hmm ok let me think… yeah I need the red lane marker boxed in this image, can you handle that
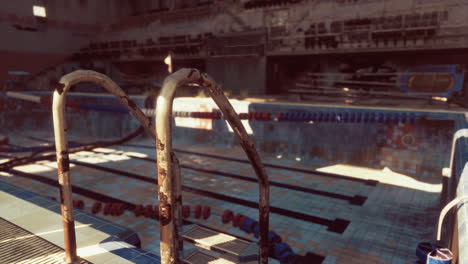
[202,206,211,220]
[183,205,190,218]
[91,201,102,214]
[222,210,234,224]
[194,205,202,219]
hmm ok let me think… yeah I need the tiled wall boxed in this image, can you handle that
[0,93,458,178]
[0,93,141,139]
[170,98,457,179]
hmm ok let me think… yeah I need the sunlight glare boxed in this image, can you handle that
[317,164,442,193]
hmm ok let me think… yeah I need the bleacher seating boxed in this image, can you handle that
[244,0,302,9]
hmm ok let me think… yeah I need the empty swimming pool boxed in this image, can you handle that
[0,70,466,264]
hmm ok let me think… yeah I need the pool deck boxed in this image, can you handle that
[0,132,444,264]
[0,179,162,264]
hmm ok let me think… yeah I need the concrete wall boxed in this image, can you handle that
[205,57,266,96]
[0,0,140,54]
[2,0,135,25]
[0,0,140,81]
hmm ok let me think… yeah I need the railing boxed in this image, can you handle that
[52,70,155,263]
[52,69,270,264]
[440,126,468,263]
[155,68,270,264]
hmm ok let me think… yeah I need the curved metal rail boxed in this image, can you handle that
[52,70,155,263]
[155,68,270,264]
[437,195,468,242]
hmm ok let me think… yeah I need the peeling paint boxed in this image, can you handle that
[58,157,70,173]
[156,68,270,263]
[52,70,160,264]
[158,166,167,183]
[55,81,66,95]
[157,138,165,151]
[160,204,172,226]
[187,68,197,78]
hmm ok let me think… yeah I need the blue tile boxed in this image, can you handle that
[11,190,37,200]
[0,180,19,192]
[75,214,107,228]
[99,224,125,236]
[110,248,142,260]
[100,236,120,244]
[2,188,26,196]
[144,253,161,262]
[27,196,56,208]
[47,204,63,214]
[133,248,149,254]
[92,215,115,225]
[131,254,161,264]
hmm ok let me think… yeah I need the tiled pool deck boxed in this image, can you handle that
[0,133,444,264]
[0,179,162,264]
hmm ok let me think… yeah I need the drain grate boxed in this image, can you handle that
[183,250,220,264]
[0,217,92,264]
[183,249,242,264]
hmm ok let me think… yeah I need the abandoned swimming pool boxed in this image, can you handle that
[0,76,467,264]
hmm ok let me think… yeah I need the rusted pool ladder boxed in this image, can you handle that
[52,69,270,264]
[52,70,155,263]
[155,69,270,264]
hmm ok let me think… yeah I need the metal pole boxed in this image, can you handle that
[437,195,468,241]
[172,152,184,254]
[156,68,270,264]
[52,70,156,263]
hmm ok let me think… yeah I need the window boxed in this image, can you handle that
[33,5,46,17]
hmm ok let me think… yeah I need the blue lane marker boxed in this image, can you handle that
[393,112,400,123]
[378,113,384,123]
[343,112,349,122]
[401,113,407,123]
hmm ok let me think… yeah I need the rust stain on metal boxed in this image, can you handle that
[57,157,70,173]
[159,193,171,226]
[63,219,77,262]
[198,75,205,86]
[160,205,172,225]
[59,188,65,203]
[156,68,270,263]
[120,95,138,110]
[55,81,66,95]
[158,166,167,182]
[157,138,165,151]
[52,70,162,264]
[187,68,197,78]
[127,98,137,110]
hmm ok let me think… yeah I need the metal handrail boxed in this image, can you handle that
[448,129,468,178]
[155,68,270,264]
[52,70,156,263]
[437,195,468,242]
